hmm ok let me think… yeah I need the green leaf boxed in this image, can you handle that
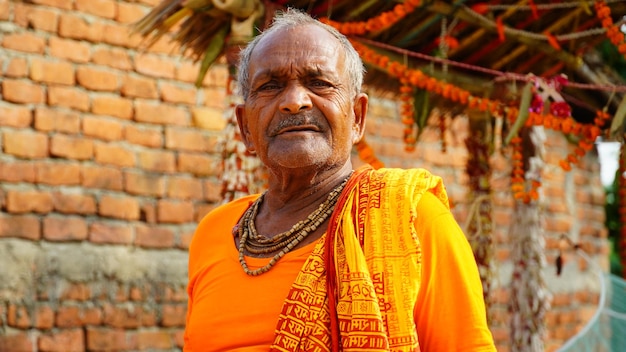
[504,81,533,145]
[195,24,229,88]
[413,88,430,140]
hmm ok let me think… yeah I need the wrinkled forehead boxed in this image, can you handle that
[250,24,344,64]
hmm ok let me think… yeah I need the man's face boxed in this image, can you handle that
[236,24,367,173]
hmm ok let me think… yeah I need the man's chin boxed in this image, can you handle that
[266,146,332,170]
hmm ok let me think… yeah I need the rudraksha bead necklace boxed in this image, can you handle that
[237,172,352,276]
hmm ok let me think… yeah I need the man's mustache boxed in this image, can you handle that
[269,114,324,136]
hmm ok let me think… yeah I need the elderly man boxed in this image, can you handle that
[184,8,496,352]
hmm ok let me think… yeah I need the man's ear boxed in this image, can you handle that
[235,104,256,153]
[351,92,368,143]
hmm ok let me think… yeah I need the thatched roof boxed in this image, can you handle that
[135,0,626,138]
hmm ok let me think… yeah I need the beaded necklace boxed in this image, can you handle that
[237,173,353,276]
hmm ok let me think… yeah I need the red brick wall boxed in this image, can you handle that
[0,1,608,351]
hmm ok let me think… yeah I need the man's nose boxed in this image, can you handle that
[279,82,313,114]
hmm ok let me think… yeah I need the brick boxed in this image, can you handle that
[178,153,220,176]
[81,165,123,191]
[174,329,185,349]
[102,304,140,328]
[165,127,210,152]
[121,75,159,99]
[48,86,90,112]
[123,124,163,148]
[0,331,34,352]
[35,305,55,329]
[176,61,201,84]
[3,130,48,159]
[135,101,188,126]
[192,107,227,130]
[161,304,186,327]
[49,37,91,63]
[76,66,120,92]
[144,36,180,55]
[134,224,175,248]
[55,306,83,327]
[202,64,229,88]
[92,47,132,70]
[136,0,161,6]
[6,190,53,213]
[2,32,45,54]
[179,231,194,249]
[38,329,85,352]
[203,180,223,202]
[160,285,187,302]
[75,0,116,19]
[8,304,31,328]
[30,0,72,9]
[30,59,75,85]
[58,13,104,42]
[52,192,96,215]
[140,308,157,326]
[157,200,194,223]
[2,79,45,104]
[82,307,102,325]
[91,95,133,119]
[545,216,572,233]
[82,116,123,141]
[35,162,81,185]
[86,328,128,351]
[134,53,175,79]
[113,285,128,302]
[137,149,176,173]
[167,176,203,200]
[116,2,146,23]
[102,23,141,48]
[124,171,165,197]
[89,222,132,244]
[94,143,135,168]
[50,134,94,160]
[43,216,88,241]
[136,330,173,350]
[34,108,81,133]
[0,0,8,20]
[202,86,226,109]
[0,160,36,183]
[0,215,41,240]
[99,195,140,220]
[195,203,215,222]
[0,104,32,127]
[5,57,29,77]
[140,202,156,224]
[60,282,91,301]
[160,81,196,104]
[21,5,58,32]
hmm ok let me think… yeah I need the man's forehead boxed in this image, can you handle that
[253,24,339,54]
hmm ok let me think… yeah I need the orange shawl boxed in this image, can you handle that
[270,166,448,351]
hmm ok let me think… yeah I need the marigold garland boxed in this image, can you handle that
[595,0,626,60]
[400,82,417,151]
[347,39,617,203]
[355,139,385,169]
[320,0,422,35]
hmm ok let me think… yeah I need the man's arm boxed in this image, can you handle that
[413,192,496,351]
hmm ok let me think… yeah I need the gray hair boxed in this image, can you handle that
[237,8,365,100]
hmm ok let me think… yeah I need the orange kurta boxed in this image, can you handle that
[185,168,495,351]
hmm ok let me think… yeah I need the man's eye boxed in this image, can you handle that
[310,80,332,88]
[259,82,281,91]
